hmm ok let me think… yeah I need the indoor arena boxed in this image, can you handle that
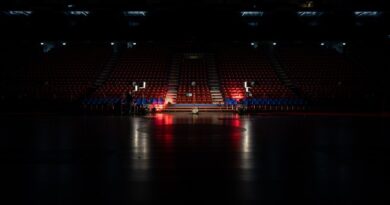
[0,1,389,205]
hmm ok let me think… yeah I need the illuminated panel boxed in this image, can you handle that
[123,11,147,17]
[241,11,264,17]
[297,11,324,17]
[65,11,90,16]
[6,10,32,16]
[354,11,382,17]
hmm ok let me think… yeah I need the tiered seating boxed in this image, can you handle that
[176,54,212,104]
[217,47,296,101]
[0,45,110,102]
[276,46,373,104]
[92,47,169,102]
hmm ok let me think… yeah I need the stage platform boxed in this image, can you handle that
[164,104,233,112]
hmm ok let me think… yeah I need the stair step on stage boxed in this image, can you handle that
[164,104,232,112]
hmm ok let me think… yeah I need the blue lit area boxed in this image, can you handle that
[5,10,32,16]
[354,11,382,17]
[297,11,324,17]
[241,11,264,17]
[65,11,90,16]
[123,11,147,17]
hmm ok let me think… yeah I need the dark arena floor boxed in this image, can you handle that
[1,112,389,205]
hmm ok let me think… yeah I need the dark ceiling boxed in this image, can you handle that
[0,0,388,10]
[0,0,388,41]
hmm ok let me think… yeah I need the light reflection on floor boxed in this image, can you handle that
[0,112,388,204]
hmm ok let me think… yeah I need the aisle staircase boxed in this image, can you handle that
[83,49,120,98]
[165,54,180,104]
[93,52,119,89]
[206,54,224,104]
[164,53,228,111]
[267,49,303,99]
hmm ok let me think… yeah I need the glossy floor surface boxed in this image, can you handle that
[1,113,389,205]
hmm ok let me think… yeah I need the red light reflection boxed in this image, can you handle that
[154,113,173,125]
[153,114,174,150]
